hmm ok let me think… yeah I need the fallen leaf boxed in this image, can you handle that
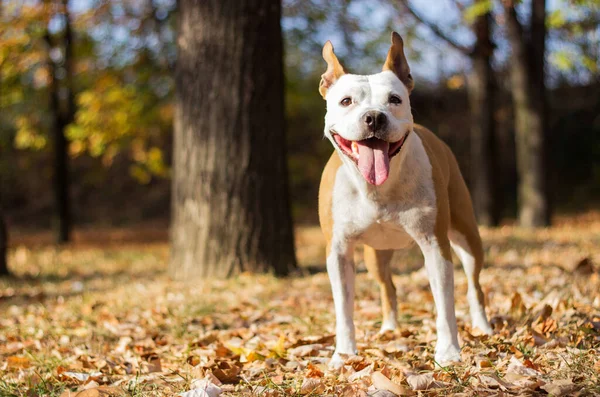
[371,371,412,396]
[288,344,323,358]
[59,387,124,397]
[406,373,441,390]
[146,356,162,373]
[210,360,241,384]
[507,356,542,377]
[306,362,324,378]
[186,379,222,397]
[348,363,373,381]
[367,391,397,397]
[477,373,513,391]
[475,356,493,369]
[541,378,579,396]
[574,257,594,274]
[510,293,527,318]
[300,378,325,395]
[7,356,31,369]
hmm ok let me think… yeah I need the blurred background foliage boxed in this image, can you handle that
[0,0,599,228]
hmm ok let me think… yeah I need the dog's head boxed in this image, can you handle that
[319,32,414,186]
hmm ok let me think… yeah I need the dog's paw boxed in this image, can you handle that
[378,319,397,334]
[472,316,494,336]
[434,346,461,367]
[328,353,346,370]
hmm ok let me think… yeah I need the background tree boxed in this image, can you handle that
[170,0,297,278]
[399,0,499,226]
[503,0,550,227]
[44,0,75,243]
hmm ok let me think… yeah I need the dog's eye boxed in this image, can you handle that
[340,97,352,107]
[389,95,402,105]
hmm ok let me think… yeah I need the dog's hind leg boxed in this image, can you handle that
[446,148,493,335]
[448,229,493,335]
[364,246,397,333]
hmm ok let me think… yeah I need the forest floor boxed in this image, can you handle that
[1,212,600,396]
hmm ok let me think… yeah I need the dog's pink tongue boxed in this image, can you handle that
[357,138,390,186]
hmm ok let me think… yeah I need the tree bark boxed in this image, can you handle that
[467,11,499,226]
[45,0,74,243]
[504,0,550,227]
[170,0,297,278]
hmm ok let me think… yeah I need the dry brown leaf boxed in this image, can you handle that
[371,371,413,396]
[306,362,324,378]
[348,363,374,381]
[346,355,370,371]
[338,384,368,397]
[59,387,124,397]
[573,257,594,274]
[292,334,335,347]
[476,373,512,391]
[507,356,542,377]
[146,356,162,373]
[367,390,398,397]
[210,360,241,384]
[406,373,444,391]
[474,356,493,369]
[541,378,580,396]
[288,344,322,358]
[186,379,223,397]
[300,378,325,395]
[7,355,31,369]
[510,292,527,318]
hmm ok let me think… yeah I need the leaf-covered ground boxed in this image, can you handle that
[1,213,600,396]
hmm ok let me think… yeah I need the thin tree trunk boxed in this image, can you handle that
[504,0,549,227]
[170,0,297,278]
[45,0,73,243]
[530,0,551,225]
[467,11,499,226]
[63,0,75,128]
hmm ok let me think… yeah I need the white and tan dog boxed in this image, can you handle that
[318,32,493,368]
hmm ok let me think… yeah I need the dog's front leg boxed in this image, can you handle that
[327,240,356,369]
[418,237,461,365]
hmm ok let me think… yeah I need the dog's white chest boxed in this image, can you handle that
[330,133,437,250]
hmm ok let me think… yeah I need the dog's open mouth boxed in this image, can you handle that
[332,131,409,186]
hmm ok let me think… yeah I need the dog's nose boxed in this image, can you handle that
[363,111,388,132]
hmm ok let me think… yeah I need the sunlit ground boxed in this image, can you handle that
[1,212,599,396]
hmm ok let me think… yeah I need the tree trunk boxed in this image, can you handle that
[45,0,73,243]
[467,11,499,226]
[0,208,8,276]
[170,0,297,278]
[530,0,551,225]
[63,0,76,131]
[504,0,550,227]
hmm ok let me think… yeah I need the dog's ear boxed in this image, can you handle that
[319,41,346,99]
[383,32,414,93]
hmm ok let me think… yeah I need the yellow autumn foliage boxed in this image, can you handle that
[66,74,168,183]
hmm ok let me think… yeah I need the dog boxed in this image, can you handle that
[318,32,493,368]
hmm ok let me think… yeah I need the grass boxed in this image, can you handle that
[1,212,599,396]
